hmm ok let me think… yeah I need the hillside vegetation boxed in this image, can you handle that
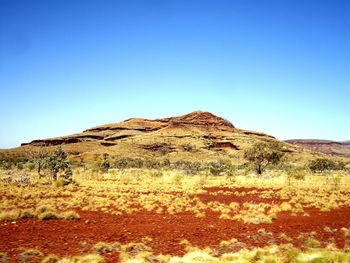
[1,111,341,165]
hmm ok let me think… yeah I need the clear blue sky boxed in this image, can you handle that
[1,0,349,149]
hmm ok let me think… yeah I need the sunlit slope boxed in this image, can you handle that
[2,111,332,162]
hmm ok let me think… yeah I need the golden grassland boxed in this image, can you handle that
[2,168,350,220]
[6,241,350,263]
[1,168,350,262]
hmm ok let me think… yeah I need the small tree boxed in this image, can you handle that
[45,147,72,181]
[244,142,285,175]
[26,146,49,178]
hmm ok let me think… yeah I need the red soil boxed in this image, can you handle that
[1,188,350,263]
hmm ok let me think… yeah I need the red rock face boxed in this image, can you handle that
[158,110,235,128]
[21,111,238,147]
[285,139,350,156]
[12,110,288,160]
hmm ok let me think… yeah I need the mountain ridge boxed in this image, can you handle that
[1,111,338,163]
[285,139,350,157]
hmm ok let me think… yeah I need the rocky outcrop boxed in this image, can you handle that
[15,110,308,162]
[157,110,235,128]
[21,138,82,147]
[285,139,350,156]
[22,111,237,147]
[213,142,240,150]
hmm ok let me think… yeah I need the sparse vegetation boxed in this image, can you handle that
[308,158,346,173]
[1,152,350,262]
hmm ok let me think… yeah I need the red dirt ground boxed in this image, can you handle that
[1,187,350,263]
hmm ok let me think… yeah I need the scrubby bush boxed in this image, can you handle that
[113,157,145,169]
[0,210,21,221]
[173,161,202,174]
[19,248,43,262]
[16,162,24,170]
[0,161,12,170]
[100,153,110,172]
[205,160,236,176]
[308,158,346,173]
[41,254,59,263]
[23,161,35,171]
[60,210,80,220]
[37,211,60,220]
[93,242,114,254]
[55,178,73,187]
[284,166,307,184]
[35,205,56,215]
[59,254,104,263]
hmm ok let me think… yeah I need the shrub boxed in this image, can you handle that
[20,209,35,219]
[19,249,43,262]
[23,161,35,171]
[304,238,321,248]
[65,254,105,263]
[35,205,56,215]
[0,210,21,221]
[205,160,236,176]
[55,178,73,187]
[308,158,346,173]
[16,162,24,170]
[93,242,114,254]
[100,153,110,172]
[41,254,59,263]
[60,210,80,220]
[284,166,306,184]
[37,211,60,220]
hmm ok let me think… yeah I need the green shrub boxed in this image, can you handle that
[16,162,24,170]
[309,158,346,173]
[24,161,35,171]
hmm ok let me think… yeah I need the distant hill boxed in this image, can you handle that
[285,139,350,157]
[1,111,332,163]
[342,141,350,150]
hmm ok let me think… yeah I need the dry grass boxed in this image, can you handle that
[1,167,350,262]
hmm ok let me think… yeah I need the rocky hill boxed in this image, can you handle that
[2,111,328,163]
[285,139,350,157]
